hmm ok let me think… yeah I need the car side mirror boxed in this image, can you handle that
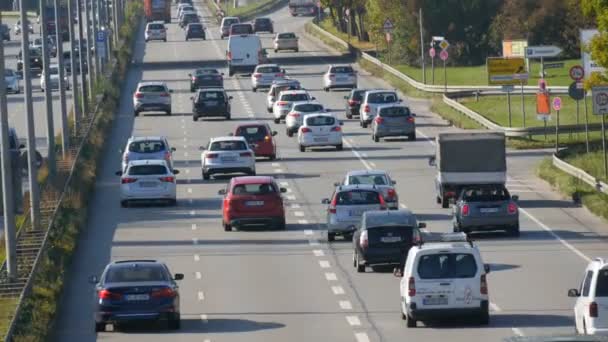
[333,182,340,187]
[221,72,225,76]
[115,171,122,176]
[339,121,344,126]
[343,96,348,99]
[393,268,403,278]
[174,273,184,280]
[512,195,519,201]
[321,198,330,204]
[229,96,233,100]
[568,288,580,297]
[392,180,397,185]
[484,264,491,274]
[272,131,277,136]
[18,143,25,149]
[171,147,177,152]
[418,222,426,228]
[428,156,436,167]
[88,275,98,284]
[199,146,206,151]
[169,89,174,93]
[188,73,192,77]
[190,96,194,100]
[311,96,316,100]
[217,189,227,195]
[398,99,403,102]
[281,69,286,74]
[280,187,287,193]
[173,169,180,175]
[412,113,417,117]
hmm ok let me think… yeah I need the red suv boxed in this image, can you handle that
[233,123,277,160]
[219,176,287,231]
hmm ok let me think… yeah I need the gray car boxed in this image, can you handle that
[336,169,399,209]
[452,184,520,236]
[322,184,387,241]
[121,136,176,172]
[372,104,416,142]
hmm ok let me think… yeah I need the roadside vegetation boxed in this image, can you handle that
[210,0,286,21]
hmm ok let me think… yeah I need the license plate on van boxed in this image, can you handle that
[423,297,448,305]
[349,209,364,216]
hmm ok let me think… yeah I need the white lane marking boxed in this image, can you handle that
[319,260,331,268]
[355,332,370,342]
[190,210,196,216]
[192,224,197,230]
[183,145,187,149]
[344,140,372,170]
[291,203,301,209]
[325,272,338,281]
[490,302,501,312]
[294,211,305,217]
[339,300,353,310]
[361,152,368,158]
[195,271,202,279]
[185,169,190,174]
[332,286,344,295]
[274,169,284,173]
[272,163,281,167]
[286,195,296,200]
[280,182,289,187]
[309,239,321,246]
[189,198,194,204]
[188,188,193,193]
[313,249,325,257]
[184,152,189,157]
[299,219,309,225]
[346,315,361,326]
[512,328,524,337]
[200,314,208,322]
[198,291,205,300]
[369,162,376,167]
[192,238,199,245]
[304,229,313,235]
[416,129,436,146]
[399,203,408,209]
[285,188,293,193]
[194,254,200,261]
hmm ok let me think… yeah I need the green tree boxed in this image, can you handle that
[582,0,608,84]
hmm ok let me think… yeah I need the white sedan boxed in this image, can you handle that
[40,64,70,91]
[117,159,178,207]
[200,136,256,180]
[297,113,343,152]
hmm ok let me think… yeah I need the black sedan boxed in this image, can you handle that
[90,260,184,332]
[192,88,232,121]
[253,17,273,33]
[17,47,43,71]
[189,68,224,92]
[185,23,205,40]
[344,88,367,119]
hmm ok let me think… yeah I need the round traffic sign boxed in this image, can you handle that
[569,65,584,81]
[429,47,436,58]
[439,49,448,61]
[552,97,562,111]
[568,82,585,101]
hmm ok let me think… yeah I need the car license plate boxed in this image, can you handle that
[423,297,448,306]
[390,128,403,133]
[205,101,218,106]
[246,200,264,206]
[221,156,236,162]
[139,181,157,187]
[380,236,402,243]
[314,137,328,142]
[125,294,150,301]
[480,208,499,213]
[349,209,364,217]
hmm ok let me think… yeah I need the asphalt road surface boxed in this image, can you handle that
[49,2,608,341]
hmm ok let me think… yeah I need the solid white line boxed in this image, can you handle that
[185,169,190,174]
[184,152,189,157]
[195,271,202,279]
[299,219,309,225]
[194,254,200,261]
[331,286,344,295]
[313,249,325,257]
[416,129,436,146]
[198,291,205,300]
[274,169,284,173]
[512,328,524,337]
[361,152,368,158]
[344,140,372,170]
[399,203,408,209]
[294,211,305,217]
[490,302,501,312]
[346,315,361,326]
[355,332,370,342]
[304,229,313,235]
[319,260,331,268]
[279,181,288,186]
[200,314,208,322]
[339,300,352,310]
[192,224,197,230]
[369,162,376,167]
[325,272,337,281]
[291,203,301,209]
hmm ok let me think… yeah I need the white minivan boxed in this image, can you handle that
[226,34,262,76]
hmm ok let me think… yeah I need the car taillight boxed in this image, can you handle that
[591,302,599,318]
[206,153,218,159]
[386,188,396,199]
[378,194,387,210]
[216,76,222,80]
[99,289,122,300]
[288,112,301,117]
[301,127,311,133]
[240,152,252,157]
[151,287,176,298]
[445,191,456,198]
[160,92,170,97]
[364,105,370,113]
[121,177,137,184]
[348,100,359,106]
[135,92,144,98]
[192,76,197,81]
[329,73,335,79]
[462,204,470,216]
[375,116,384,124]
[264,135,271,141]
[408,277,416,296]
[407,116,415,123]
[146,30,151,34]
[328,195,338,214]
[227,51,232,60]
[508,202,517,214]
[480,274,488,295]
[359,230,368,249]
[277,101,288,106]
[159,176,174,182]
[253,73,262,78]
[123,154,129,162]
[331,126,341,132]
[275,73,284,77]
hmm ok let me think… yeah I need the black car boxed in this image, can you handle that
[0,24,10,41]
[344,88,367,119]
[17,47,43,71]
[180,12,199,28]
[90,260,184,332]
[185,23,205,40]
[253,17,273,33]
[189,68,224,92]
[353,210,425,273]
[192,88,232,121]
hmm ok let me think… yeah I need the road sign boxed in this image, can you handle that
[552,97,562,111]
[383,18,394,32]
[569,82,585,101]
[439,49,448,61]
[569,65,585,81]
[537,92,551,120]
[592,86,608,115]
[487,57,528,85]
[429,47,436,58]
[581,29,606,78]
[96,30,106,42]
[525,45,562,58]
[439,40,450,51]
[544,62,564,69]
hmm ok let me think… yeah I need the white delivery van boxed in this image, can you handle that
[226,34,262,76]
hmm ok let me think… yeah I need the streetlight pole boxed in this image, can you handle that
[55,0,69,157]
[67,0,82,136]
[40,0,56,180]
[77,0,89,118]
[419,7,426,84]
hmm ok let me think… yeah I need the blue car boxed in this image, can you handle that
[90,260,184,332]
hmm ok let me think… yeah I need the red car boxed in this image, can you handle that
[219,176,287,231]
[233,122,278,160]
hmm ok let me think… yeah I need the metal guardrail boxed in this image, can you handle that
[552,154,608,195]
[305,22,349,50]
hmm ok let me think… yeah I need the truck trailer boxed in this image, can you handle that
[144,0,171,23]
[289,0,317,16]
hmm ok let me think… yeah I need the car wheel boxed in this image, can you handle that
[225,114,231,120]
[479,311,490,325]
[190,86,195,92]
[274,118,280,124]
[353,253,357,267]
[95,322,105,332]
[120,200,129,208]
[166,110,171,116]
[336,144,343,151]
[269,154,276,160]
[185,37,189,41]
[406,315,417,328]
[295,48,299,52]
[274,49,278,53]
[362,122,368,128]
[509,224,520,237]
[267,107,272,113]
[252,87,257,92]
[168,314,181,330]
[346,114,352,119]
[453,221,460,233]
[409,133,416,141]
[299,144,305,152]
[356,255,365,273]
[202,170,210,180]
[276,219,286,230]
[327,232,335,242]
[134,111,139,117]
[441,197,449,208]
[373,134,379,142]
[224,222,231,231]
[287,130,293,137]
[193,115,198,121]
[324,87,329,92]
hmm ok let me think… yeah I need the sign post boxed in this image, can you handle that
[525,45,563,79]
[537,79,551,140]
[502,85,515,127]
[569,65,585,142]
[440,49,448,92]
[429,47,436,84]
[553,97,562,153]
[383,18,394,66]
[592,86,608,180]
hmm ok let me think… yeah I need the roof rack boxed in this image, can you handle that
[417,232,474,248]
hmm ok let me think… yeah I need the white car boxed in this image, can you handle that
[177,4,194,18]
[145,21,167,42]
[251,64,286,92]
[322,64,357,92]
[297,113,343,152]
[273,32,298,52]
[359,90,401,128]
[133,81,172,116]
[117,159,178,207]
[200,136,256,180]
[4,68,20,94]
[569,257,608,335]
[266,79,301,112]
[227,34,261,76]
[40,63,70,91]
[285,101,325,137]
[397,232,491,328]
[272,89,312,124]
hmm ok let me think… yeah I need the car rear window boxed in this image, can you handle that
[105,265,169,282]
[368,226,414,245]
[273,84,300,96]
[255,18,271,24]
[198,91,225,101]
[348,174,388,185]
[4,70,14,77]
[368,92,398,103]
[128,164,168,175]
[281,93,309,102]
[335,190,380,205]
[128,140,166,153]
[49,66,59,75]
[232,183,277,195]
[330,66,354,74]
[148,23,164,29]
[257,66,281,73]
[365,214,414,227]
[196,69,219,75]
[596,269,608,296]
[462,186,510,201]
[417,253,478,279]
[230,24,252,34]
[294,103,323,112]
[138,85,166,92]
[223,18,239,27]
[236,126,268,141]
[380,106,410,117]
[278,33,296,39]
[351,90,365,101]
[209,140,247,151]
[189,24,203,30]
[306,115,335,126]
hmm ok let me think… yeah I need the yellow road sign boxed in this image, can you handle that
[487,57,528,85]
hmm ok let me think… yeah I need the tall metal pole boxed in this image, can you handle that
[92,0,101,78]
[507,90,512,127]
[77,0,89,119]
[19,0,41,231]
[0,13,18,281]
[419,8,425,84]
[584,93,590,153]
[555,109,560,154]
[40,0,56,180]
[602,114,608,181]
[67,0,81,136]
[55,0,69,157]
[521,82,526,127]
[576,99,580,140]
[84,0,94,103]
[113,0,119,43]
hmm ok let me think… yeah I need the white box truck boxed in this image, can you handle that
[226,34,262,76]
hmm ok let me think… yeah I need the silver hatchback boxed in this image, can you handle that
[133,81,173,116]
[372,104,416,141]
[121,136,175,172]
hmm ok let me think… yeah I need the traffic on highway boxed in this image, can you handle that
[2,0,606,341]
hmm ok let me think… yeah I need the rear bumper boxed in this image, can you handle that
[359,250,403,266]
[96,308,178,324]
[327,221,358,234]
[459,215,519,230]
[135,103,171,113]
[300,136,342,147]
[120,189,176,201]
[229,216,285,229]
[408,300,489,321]
[326,81,356,89]
[347,106,360,116]
[229,64,256,74]
[194,108,229,117]
[204,166,254,175]
[186,32,206,39]
[375,126,415,138]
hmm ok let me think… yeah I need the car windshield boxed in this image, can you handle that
[596,269,608,296]
[29,48,41,57]
[257,66,281,73]
[231,24,251,33]
[335,190,380,205]
[139,85,166,92]
[281,93,309,102]
[49,67,59,75]
[32,38,42,45]
[348,174,388,185]
[223,18,239,27]
[380,106,410,117]
[198,91,225,101]
[128,140,166,153]
[185,13,198,19]
[417,253,478,279]
[209,140,247,151]
[232,183,277,195]
[236,126,268,142]
[255,18,271,24]
[294,104,323,112]
[105,265,169,282]
[148,23,164,29]
[306,115,335,126]
[365,215,414,227]
[189,24,203,30]
[368,92,398,103]
[278,33,295,39]
[4,70,14,77]
[128,164,168,175]
[196,69,219,75]
[461,186,510,201]
[330,66,354,74]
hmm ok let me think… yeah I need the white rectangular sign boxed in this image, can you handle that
[581,29,606,78]
[525,45,562,58]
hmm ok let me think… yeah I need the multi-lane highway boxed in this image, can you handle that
[49,1,608,341]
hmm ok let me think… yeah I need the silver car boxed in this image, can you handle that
[121,136,175,172]
[322,184,387,241]
[4,68,20,94]
[200,136,256,180]
[273,32,298,52]
[117,160,179,207]
[285,101,325,136]
[266,79,302,112]
[251,64,286,92]
[336,170,399,210]
[272,90,313,123]
[145,21,167,42]
[40,63,70,91]
[133,81,172,116]
[359,90,401,127]
[371,104,416,142]
[322,64,357,92]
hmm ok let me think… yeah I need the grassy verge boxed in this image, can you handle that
[561,147,608,184]
[212,0,286,21]
[304,22,348,54]
[317,18,375,51]
[537,157,608,221]
[1,2,142,340]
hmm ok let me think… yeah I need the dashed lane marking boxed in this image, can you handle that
[198,291,205,301]
[274,169,284,173]
[299,219,309,225]
[192,224,197,230]
[286,195,296,201]
[346,316,361,326]
[200,314,208,323]
[196,272,202,279]
[194,254,200,261]
[339,300,353,310]
[319,260,331,268]
[188,188,193,193]
[190,210,196,216]
[313,249,325,257]
[309,239,321,246]
[272,163,281,167]
[512,328,524,337]
[325,272,338,281]
[331,286,344,295]
[291,203,301,209]
[304,229,314,235]
[294,211,305,217]
[280,181,289,186]
[355,332,370,342]
[185,169,190,174]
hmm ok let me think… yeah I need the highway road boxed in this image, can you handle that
[49,2,608,341]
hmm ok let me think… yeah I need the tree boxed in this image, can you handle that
[582,0,608,83]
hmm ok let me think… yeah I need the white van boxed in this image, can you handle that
[226,34,262,76]
[396,232,491,327]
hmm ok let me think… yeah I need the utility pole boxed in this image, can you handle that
[77,0,89,119]
[67,0,82,136]
[113,0,119,44]
[419,7,426,84]
[19,0,41,231]
[40,0,56,180]
[55,0,69,157]
[0,13,18,281]
[84,0,94,103]
[92,0,100,78]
